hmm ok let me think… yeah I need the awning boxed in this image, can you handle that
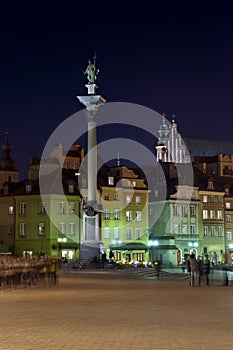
[110,242,148,251]
[59,242,79,249]
[0,242,11,254]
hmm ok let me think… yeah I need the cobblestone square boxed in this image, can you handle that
[0,270,232,350]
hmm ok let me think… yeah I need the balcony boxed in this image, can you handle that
[175,234,199,240]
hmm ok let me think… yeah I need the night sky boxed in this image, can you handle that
[0,1,233,179]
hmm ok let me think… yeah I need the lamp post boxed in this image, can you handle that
[57,237,67,258]
[148,239,159,263]
[188,242,198,257]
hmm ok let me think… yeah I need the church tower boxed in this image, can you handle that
[0,131,19,188]
[156,114,191,164]
[156,113,169,162]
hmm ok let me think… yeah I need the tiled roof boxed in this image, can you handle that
[183,137,233,160]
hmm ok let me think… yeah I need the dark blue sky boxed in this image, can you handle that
[0,1,233,179]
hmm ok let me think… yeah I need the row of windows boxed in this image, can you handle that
[104,210,142,222]
[19,222,76,237]
[103,227,142,240]
[172,204,197,216]
[203,225,224,237]
[173,224,197,235]
[16,202,77,216]
[203,209,223,220]
[104,193,141,204]
[202,195,223,203]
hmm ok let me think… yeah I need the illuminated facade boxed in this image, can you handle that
[99,165,149,265]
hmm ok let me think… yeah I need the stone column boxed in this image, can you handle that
[77,84,106,260]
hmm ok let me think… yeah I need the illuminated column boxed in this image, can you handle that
[77,55,106,259]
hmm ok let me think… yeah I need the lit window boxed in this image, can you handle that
[114,209,120,220]
[8,206,13,215]
[125,195,132,204]
[203,210,208,219]
[217,210,222,219]
[226,202,231,209]
[126,211,132,221]
[210,226,216,236]
[20,203,26,215]
[227,232,232,240]
[190,225,195,235]
[135,196,141,204]
[182,205,188,216]
[190,205,196,216]
[210,210,215,219]
[218,226,223,237]
[108,176,114,185]
[59,202,65,214]
[104,209,110,220]
[19,223,26,236]
[173,205,178,216]
[204,226,208,236]
[182,225,187,234]
[26,184,32,193]
[39,223,46,235]
[203,195,208,203]
[135,211,141,222]
[207,181,214,189]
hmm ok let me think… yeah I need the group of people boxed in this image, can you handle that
[0,255,59,289]
[100,249,114,269]
[187,253,210,287]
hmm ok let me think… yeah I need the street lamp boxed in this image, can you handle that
[188,242,198,257]
[148,240,159,263]
[57,237,67,258]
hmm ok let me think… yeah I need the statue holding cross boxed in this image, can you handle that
[84,53,99,84]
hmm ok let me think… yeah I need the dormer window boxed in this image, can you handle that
[108,176,114,185]
[68,184,74,193]
[26,184,32,193]
[207,179,214,190]
[4,185,8,195]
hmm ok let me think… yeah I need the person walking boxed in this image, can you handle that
[101,252,107,269]
[204,256,210,286]
[189,253,198,287]
[197,257,204,286]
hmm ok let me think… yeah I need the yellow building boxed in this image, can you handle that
[99,165,150,265]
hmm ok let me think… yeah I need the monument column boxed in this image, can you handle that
[77,55,106,260]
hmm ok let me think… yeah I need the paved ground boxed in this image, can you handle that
[0,268,232,350]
